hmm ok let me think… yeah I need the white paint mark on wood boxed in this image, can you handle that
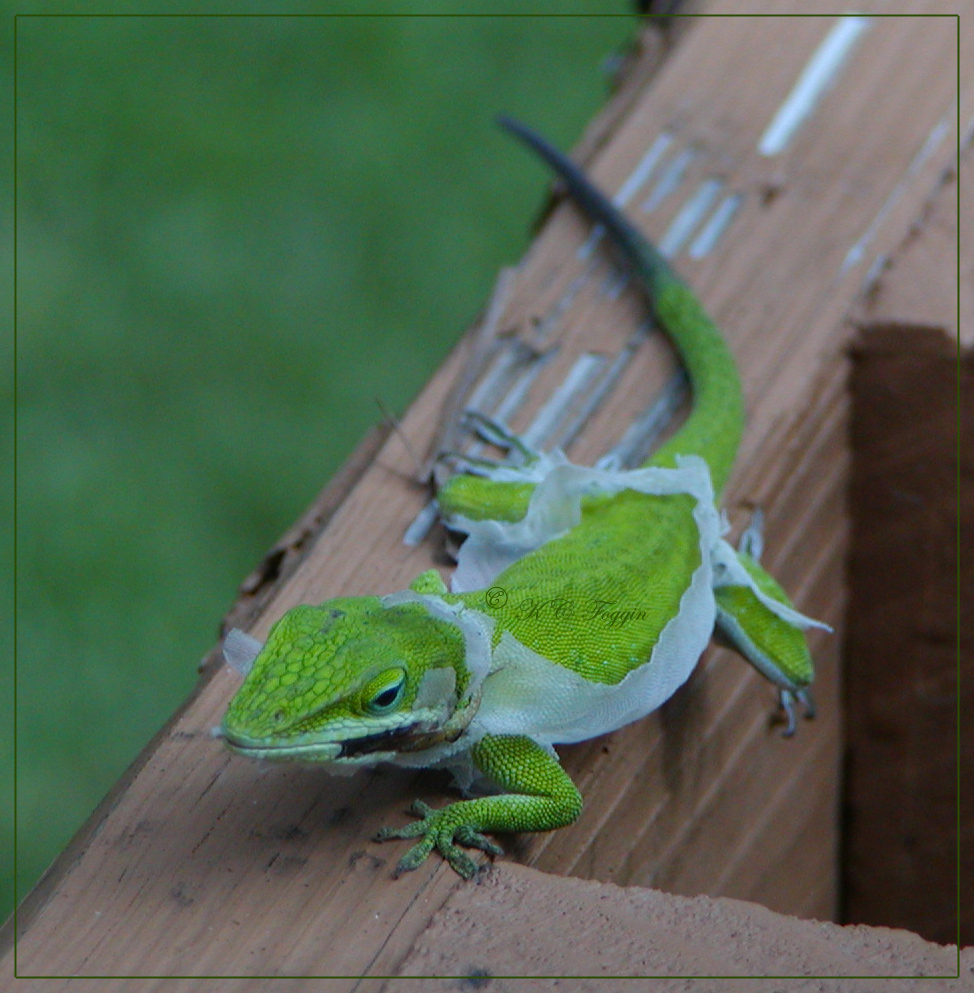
[659,178,724,258]
[689,193,744,259]
[758,15,871,157]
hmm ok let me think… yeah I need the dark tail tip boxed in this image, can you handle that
[495,114,545,151]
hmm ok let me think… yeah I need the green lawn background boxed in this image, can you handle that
[11,6,638,921]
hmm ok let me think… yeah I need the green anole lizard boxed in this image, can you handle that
[218,118,828,878]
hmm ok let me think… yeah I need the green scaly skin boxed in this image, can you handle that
[220,119,819,878]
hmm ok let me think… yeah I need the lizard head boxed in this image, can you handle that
[219,597,476,767]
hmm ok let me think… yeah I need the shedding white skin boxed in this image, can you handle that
[447,453,721,591]
[428,457,724,770]
[436,455,826,768]
[220,454,826,782]
[445,452,829,628]
[711,539,832,632]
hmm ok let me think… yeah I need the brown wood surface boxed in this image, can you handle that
[5,6,968,985]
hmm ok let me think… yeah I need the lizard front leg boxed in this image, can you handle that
[375,734,582,878]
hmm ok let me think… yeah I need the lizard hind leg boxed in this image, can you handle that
[713,509,822,735]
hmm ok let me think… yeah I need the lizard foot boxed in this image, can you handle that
[462,410,539,462]
[375,799,504,879]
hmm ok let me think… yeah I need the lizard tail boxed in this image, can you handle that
[498,115,744,496]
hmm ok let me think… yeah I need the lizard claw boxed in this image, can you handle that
[454,824,504,857]
[778,688,816,736]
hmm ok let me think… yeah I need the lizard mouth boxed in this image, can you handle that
[338,718,464,758]
[338,724,424,758]
[220,721,439,762]
[221,706,464,763]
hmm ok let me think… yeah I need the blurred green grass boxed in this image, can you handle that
[11,9,636,921]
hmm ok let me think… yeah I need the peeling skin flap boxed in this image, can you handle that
[711,540,833,632]
[223,628,264,676]
[449,455,719,593]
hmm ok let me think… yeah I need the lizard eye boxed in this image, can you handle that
[365,668,406,715]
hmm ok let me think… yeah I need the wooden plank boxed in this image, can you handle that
[5,7,968,983]
[853,149,972,344]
